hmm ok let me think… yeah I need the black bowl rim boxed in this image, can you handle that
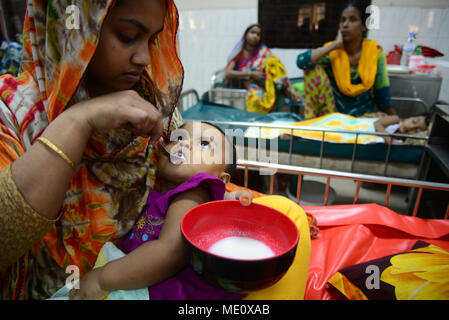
[180,200,300,262]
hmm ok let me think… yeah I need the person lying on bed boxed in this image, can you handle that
[224,23,302,114]
[374,113,430,144]
[69,121,253,300]
[276,112,429,145]
[296,1,396,120]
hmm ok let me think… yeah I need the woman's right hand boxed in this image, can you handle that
[69,90,164,145]
[333,29,344,49]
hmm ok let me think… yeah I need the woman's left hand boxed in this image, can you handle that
[249,71,266,83]
[224,190,253,206]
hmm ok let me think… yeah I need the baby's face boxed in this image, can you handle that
[157,121,231,184]
[399,116,427,134]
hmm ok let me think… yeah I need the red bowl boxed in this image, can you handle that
[181,200,299,292]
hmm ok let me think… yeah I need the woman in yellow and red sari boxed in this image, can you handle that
[224,24,302,114]
[297,1,396,119]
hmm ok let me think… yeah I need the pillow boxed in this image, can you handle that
[327,241,449,300]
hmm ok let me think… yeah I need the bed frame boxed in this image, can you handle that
[237,159,449,219]
[207,120,427,177]
[177,89,448,218]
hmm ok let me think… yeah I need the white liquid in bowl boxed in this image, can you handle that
[208,236,275,260]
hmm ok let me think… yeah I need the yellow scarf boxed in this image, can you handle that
[325,39,379,97]
[246,56,287,114]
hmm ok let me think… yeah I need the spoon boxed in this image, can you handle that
[159,142,186,165]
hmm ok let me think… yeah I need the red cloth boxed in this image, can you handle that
[302,203,449,300]
[386,45,402,65]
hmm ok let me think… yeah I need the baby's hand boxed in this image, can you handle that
[224,190,253,206]
[69,267,109,300]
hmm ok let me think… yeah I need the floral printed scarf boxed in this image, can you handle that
[0,0,184,299]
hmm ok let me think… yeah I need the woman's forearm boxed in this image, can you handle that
[311,42,338,64]
[11,106,92,220]
[225,68,251,79]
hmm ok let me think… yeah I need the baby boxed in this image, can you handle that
[374,113,430,144]
[70,121,251,300]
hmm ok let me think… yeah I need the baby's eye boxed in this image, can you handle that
[200,140,211,148]
[177,136,183,141]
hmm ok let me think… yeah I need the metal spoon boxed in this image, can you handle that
[159,142,185,164]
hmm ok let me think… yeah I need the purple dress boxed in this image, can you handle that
[119,173,244,300]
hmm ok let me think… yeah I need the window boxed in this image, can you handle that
[258,0,371,49]
[0,0,27,41]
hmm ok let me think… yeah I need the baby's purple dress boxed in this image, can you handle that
[119,173,244,300]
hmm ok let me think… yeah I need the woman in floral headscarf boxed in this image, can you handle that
[0,0,184,299]
[0,0,313,300]
[224,24,302,114]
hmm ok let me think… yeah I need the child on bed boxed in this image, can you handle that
[374,113,430,144]
[69,121,252,300]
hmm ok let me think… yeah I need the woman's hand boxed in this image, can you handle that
[249,71,266,83]
[287,86,303,104]
[68,90,164,145]
[69,267,109,300]
[225,190,253,206]
[333,29,344,50]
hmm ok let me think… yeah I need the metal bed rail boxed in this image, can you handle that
[208,88,248,111]
[238,160,449,219]
[206,120,428,176]
[178,89,200,113]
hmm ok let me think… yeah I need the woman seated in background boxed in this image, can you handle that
[224,23,302,114]
[296,1,396,119]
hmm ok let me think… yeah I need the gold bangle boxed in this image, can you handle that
[37,137,76,170]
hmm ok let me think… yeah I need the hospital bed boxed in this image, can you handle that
[180,91,427,180]
[235,159,449,300]
[177,89,449,300]
[209,68,434,117]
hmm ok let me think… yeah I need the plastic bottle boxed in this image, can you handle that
[409,45,425,72]
[400,32,416,67]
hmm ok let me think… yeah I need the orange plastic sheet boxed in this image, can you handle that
[302,203,449,300]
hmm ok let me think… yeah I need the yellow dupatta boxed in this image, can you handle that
[325,39,379,97]
[246,55,288,114]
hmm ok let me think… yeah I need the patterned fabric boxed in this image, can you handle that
[0,40,23,76]
[302,64,337,119]
[328,241,449,300]
[226,38,289,113]
[244,113,385,144]
[297,42,393,118]
[0,0,184,299]
[246,56,289,114]
[120,172,243,300]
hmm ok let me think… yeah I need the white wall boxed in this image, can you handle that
[369,0,449,102]
[176,0,449,102]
